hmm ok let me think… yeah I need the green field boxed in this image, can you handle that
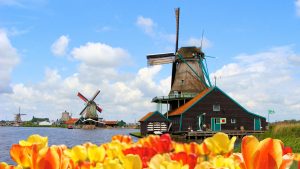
[256,122,300,152]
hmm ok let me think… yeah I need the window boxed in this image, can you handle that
[213,104,220,111]
[231,118,236,124]
[215,118,220,124]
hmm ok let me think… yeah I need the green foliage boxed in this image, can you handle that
[255,122,300,152]
[117,120,126,127]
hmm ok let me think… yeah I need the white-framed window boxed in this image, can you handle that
[231,118,236,124]
[213,104,220,111]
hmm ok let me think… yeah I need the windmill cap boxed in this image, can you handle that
[177,46,204,58]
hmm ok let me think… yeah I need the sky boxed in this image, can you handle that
[0,0,300,123]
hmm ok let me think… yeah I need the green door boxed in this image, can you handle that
[211,118,221,131]
[254,118,261,130]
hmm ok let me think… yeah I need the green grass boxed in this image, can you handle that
[255,123,300,152]
[129,132,143,138]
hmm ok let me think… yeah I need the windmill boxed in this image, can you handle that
[14,107,26,124]
[77,90,102,125]
[147,8,212,113]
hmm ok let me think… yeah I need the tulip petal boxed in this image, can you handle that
[241,135,259,169]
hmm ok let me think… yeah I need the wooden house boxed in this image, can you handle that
[167,86,267,132]
[139,111,170,136]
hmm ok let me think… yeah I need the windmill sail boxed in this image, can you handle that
[147,53,175,66]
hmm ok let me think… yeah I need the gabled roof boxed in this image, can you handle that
[139,111,170,122]
[167,86,265,119]
[168,88,212,116]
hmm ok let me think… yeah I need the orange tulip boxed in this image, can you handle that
[112,135,133,144]
[241,136,294,169]
[170,152,197,169]
[10,144,33,168]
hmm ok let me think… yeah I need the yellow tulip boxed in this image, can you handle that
[211,155,243,169]
[194,161,213,169]
[64,145,87,163]
[102,159,123,169]
[148,154,189,169]
[88,144,106,163]
[19,134,48,150]
[203,132,236,155]
[122,154,142,169]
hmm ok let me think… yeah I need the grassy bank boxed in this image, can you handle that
[255,122,300,152]
[129,132,143,138]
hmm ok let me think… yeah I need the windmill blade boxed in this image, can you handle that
[147,53,175,66]
[175,8,180,52]
[205,55,216,58]
[91,90,100,101]
[96,105,102,113]
[79,104,88,115]
[77,92,89,103]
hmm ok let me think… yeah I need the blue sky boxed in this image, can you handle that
[1,0,300,122]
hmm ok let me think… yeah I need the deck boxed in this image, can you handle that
[172,130,265,140]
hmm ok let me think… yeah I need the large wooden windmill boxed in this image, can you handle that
[77,90,103,125]
[147,8,212,113]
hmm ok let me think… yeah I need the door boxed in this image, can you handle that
[254,118,261,130]
[211,118,221,131]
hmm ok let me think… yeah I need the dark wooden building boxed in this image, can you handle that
[139,111,170,136]
[167,86,267,132]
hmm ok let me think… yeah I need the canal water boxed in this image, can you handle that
[0,127,139,164]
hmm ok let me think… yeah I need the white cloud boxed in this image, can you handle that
[0,52,170,122]
[51,35,69,56]
[296,0,300,17]
[0,29,20,93]
[184,37,212,49]
[71,42,129,67]
[211,46,300,121]
[136,16,155,36]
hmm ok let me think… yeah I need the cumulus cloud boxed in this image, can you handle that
[0,37,170,122]
[211,46,300,121]
[296,0,300,16]
[0,29,20,93]
[51,35,69,56]
[184,37,212,49]
[71,42,129,67]
[136,16,155,36]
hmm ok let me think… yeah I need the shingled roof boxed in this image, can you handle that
[167,86,265,119]
[168,88,213,117]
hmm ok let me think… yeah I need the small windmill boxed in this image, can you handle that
[146,8,213,113]
[77,90,102,124]
[14,107,26,124]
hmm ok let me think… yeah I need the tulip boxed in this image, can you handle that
[87,144,106,164]
[19,134,48,150]
[203,132,236,156]
[123,146,157,168]
[112,135,133,144]
[10,144,33,168]
[170,152,197,169]
[64,145,87,163]
[122,154,142,169]
[148,154,189,169]
[241,136,294,169]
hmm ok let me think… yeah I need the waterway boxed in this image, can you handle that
[0,127,139,164]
